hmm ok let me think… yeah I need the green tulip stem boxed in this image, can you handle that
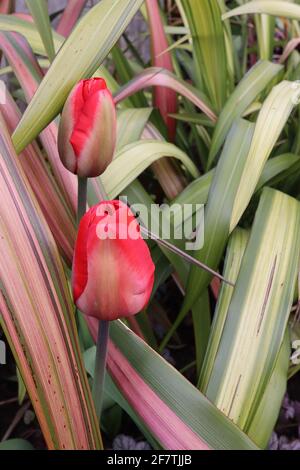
[91,176,109,423]
[77,175,109,423]
[93,320,110,422]
[77,176,88,225]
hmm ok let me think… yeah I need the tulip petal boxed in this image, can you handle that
[70,78,107,158]
[57,81,81,174]
[58,77,116,177]
[76,91,116,177]
[74,200,155,320]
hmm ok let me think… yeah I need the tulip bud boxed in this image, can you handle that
[58,78,116,177]
[72,200,155,321]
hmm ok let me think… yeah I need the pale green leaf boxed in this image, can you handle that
[223,1,300,22]
[208,60,282,168]
[101,140,200,199]
[204,188,300,431]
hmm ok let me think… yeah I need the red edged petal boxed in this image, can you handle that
[73,200,155,320]
[70,78,109,157]
[117,235,155,316]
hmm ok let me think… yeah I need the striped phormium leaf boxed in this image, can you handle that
[107,340,209,450]
[172,153,300,213]
[248,329,290,448]
[223,1,300,22]
[229,81,300,230]
[0,31,77,213]
[145,0,185,200]
[86,318,258,450]
[56,0,88,37]
[0,14,63,56]
[0,85,76,262]
[111,44,149,109]
[0,0,13,14]
[198,228,250,391]
[202,188,300,432]
[159,119,254,350]
[181,0,227,112]
[146,0,177,140]
[160,77,300,348]
[199,226,291,449]
[279,38,300,64]
[13,13,35,22]
[114,67,217,121]
[254,11,275,61]
[0,115,101,450]
[101,140,199,199]
[207,60,282,168]
[183,80,300,314]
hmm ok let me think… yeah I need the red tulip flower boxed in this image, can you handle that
[72,200,155,321]
[58,78,116,177]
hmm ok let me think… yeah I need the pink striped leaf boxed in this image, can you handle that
[0,0,13,13]
[279,37,300,64]
[0,31,77,212]
[0,13,63,55]
[144,2,185,199]
[107,340,208,450]
[0,0,14,60]
[114,67,217,122]
[12,13,34,22]
[86,318,258,450]
[0,87,76,262]
[56,0,88,37]
[0,115,102,450]
[146,0,177,140]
